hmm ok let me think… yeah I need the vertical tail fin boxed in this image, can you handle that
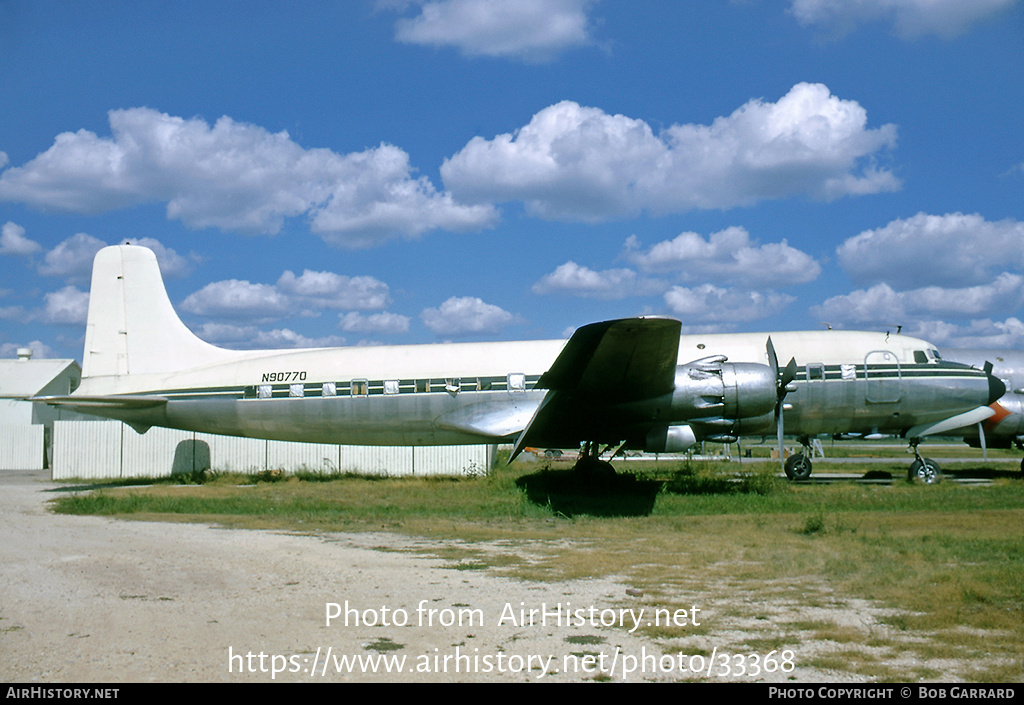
[82,245,235,378]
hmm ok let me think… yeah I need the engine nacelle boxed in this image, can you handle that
[645,424,698,453]
[638,359,778,452]
[991,394,1024,436]
[692,412,776,442]
[669,358,777,422]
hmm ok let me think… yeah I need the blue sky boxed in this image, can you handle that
[1,0,1023,360]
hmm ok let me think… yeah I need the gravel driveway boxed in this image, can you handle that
[0,471,677,683]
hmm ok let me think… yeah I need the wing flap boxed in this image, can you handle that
[434,400,541,440]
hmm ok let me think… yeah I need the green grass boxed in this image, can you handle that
[49,458,1024,682]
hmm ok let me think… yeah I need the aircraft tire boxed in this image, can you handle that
[908,458,942,484]
[784,453,812,481]
[573,456,616,479]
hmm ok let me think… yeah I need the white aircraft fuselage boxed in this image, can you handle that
[42,246,1004,459]
[942,349,1024,450]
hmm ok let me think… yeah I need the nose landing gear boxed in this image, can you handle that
[907,439,942,484]
[784,436,814,481]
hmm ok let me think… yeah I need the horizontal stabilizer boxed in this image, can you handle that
[33,394,168,410]
[905,405,995,439]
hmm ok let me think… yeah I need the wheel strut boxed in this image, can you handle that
[906,438,942,484]
[784,436,813,481]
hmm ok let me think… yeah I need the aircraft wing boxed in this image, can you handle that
[511,317,681,460]
[536,317,681,400]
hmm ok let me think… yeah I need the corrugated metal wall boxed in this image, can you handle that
[0,424,44,470]
[51,421,496,480]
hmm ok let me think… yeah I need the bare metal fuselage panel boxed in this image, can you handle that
[38,245,1003,453]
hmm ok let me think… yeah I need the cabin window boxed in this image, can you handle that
[384,379,400,395]
[508,373,526,392]
[807,363,825,382]
[351,379,368,396]
[322,382,336,397]
[257,384,272,399]
[289,383,304,398]
[416,379,429,393]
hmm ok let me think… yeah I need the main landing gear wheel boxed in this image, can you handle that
[572,440,617,480]
[784,453,813,481]
[908,458,942,484]
[573,455,616,479]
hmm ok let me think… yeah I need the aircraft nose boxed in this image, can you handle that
[987,368,1006,405]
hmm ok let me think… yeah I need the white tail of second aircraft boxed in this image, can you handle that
[82,245,239,379]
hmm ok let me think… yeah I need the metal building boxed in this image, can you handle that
[0,350,86,470]
[51,421,497,480]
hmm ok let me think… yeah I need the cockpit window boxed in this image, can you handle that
[914,350,928,364]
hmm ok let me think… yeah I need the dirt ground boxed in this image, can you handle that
[0,470,978,684]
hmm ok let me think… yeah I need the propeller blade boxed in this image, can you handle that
[978,421,988,461]
[767,337,792,471]
[780,357,798,394]
[777,404,785,472]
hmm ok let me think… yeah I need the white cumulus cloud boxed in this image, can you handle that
[836,212,1024,289]
[421,296,521,336]
[664,284,795,323]
[181,268,395,329]
[531,261,640,298]
[37,233,108,281]
[43,286,90,325]
[38,233,194,282]
[338,311,412,335]
[0,108,496,247]
[811,275,1024,329]
[441,83,899,221]
[194,322,348,350]
[790,0,1017,39]
[390,0,598,62]
[625,227,821,288]
[0,340,57,359]
[181,280,293,321]
[277,270,392,311]
[932,317,1024,348]
[0,222,42,256]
